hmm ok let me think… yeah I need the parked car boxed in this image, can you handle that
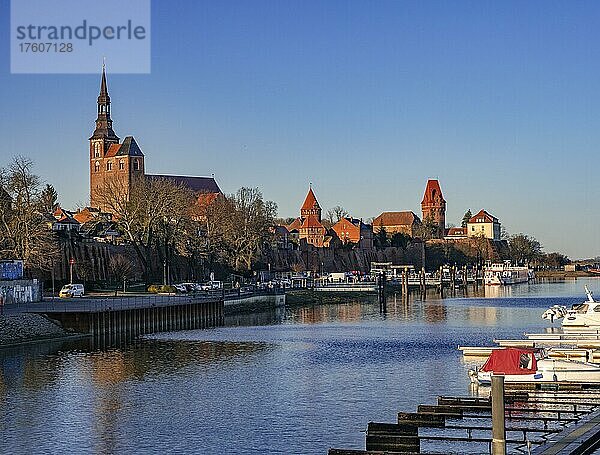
[173,284,188,293]
[199,281,222,291]
[59,284,85,298]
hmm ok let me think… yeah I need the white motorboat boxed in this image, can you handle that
[468,347,600,384]
[542,286,600,328]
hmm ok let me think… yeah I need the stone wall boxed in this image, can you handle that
[266,243,425,273]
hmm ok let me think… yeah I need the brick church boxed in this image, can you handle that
[89,66,221,210]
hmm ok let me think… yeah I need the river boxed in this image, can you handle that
[0,278,597,454]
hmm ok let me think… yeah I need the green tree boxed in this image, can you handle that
[40,184,59,214]
[375,225,388,248]
[541,252,570,268]
[509,234,543,266]
[461,209,472,228]
[390,232,410,249]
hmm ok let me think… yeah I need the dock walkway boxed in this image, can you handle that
[328,389,600,454]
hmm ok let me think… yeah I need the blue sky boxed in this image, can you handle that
[0,0,599,258]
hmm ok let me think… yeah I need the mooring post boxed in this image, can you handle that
[491,374,506,455]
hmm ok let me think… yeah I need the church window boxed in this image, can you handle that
[106,161,113,171]
[94,161,100,172]
[94,142,101,158]
[119,160,125,170]
[133,159,140,171]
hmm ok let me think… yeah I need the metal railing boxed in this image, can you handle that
[10,286,285,314]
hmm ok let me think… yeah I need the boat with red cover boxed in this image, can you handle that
[469,347,600,385]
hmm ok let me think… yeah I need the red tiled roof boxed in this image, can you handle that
[446,227,467,236]
[421,179,446,205]
[373,211,421,227]
[287,217,303,231]
[73,210,94,224]
[105,144,122,157]
[301,187,320,211]
[468,209,498,224]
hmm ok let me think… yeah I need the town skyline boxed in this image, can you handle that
[1,1,599,258]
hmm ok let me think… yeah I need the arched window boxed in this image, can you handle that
[94,142,101,158]
[94,161,100,172]
[106,161,113,171]
[119,160,125,170]
[133,159,140,171]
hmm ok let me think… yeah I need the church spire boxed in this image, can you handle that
[90,62,119,141]
[99,61,109,100]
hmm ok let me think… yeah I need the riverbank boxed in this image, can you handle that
[535,270,597,279]
[0,313,73,347]
[286,289,377,306]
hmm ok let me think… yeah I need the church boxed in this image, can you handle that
[89,66,221,211]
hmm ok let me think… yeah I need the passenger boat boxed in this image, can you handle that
[542,286,600,328]
[484,261,531,285]
[468,347,600,384]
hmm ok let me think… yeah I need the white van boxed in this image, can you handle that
[59,284,85,298]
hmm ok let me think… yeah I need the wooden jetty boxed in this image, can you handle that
[328,388,600,454]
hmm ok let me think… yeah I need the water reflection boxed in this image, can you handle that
[0,279,599,454]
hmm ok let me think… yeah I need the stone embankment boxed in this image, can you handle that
[0,314,69,346]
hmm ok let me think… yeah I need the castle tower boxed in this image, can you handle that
[300,185,322,221]
[89,65,145,210]
[421,179,446,238]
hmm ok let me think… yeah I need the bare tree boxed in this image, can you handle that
[205,188,277,271]
[109,254,134,284]
[76,260,95,286]
[94,174,196,283]
[0,156,59,272]
[326,206,349,224]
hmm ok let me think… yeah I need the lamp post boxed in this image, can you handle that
[51,258,55,300]
[69,257,75,284]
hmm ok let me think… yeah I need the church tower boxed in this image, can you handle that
[89,65,145,210]
[421,179,446,238]
[300,185,322,221]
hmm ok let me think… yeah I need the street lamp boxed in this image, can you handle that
[69,257,75,284]
[51,258,55,300]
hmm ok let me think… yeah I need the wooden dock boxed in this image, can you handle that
[328,389,600,454]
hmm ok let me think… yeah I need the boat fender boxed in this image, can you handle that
[553,373,558,382]
[534,373,543,379]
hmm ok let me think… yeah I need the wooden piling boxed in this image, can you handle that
[365,422,419,452]
[491,374,506,455]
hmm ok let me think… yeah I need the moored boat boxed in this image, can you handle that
[542,286,600,328]
[468,347,600,384]
[484,261,531,285]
